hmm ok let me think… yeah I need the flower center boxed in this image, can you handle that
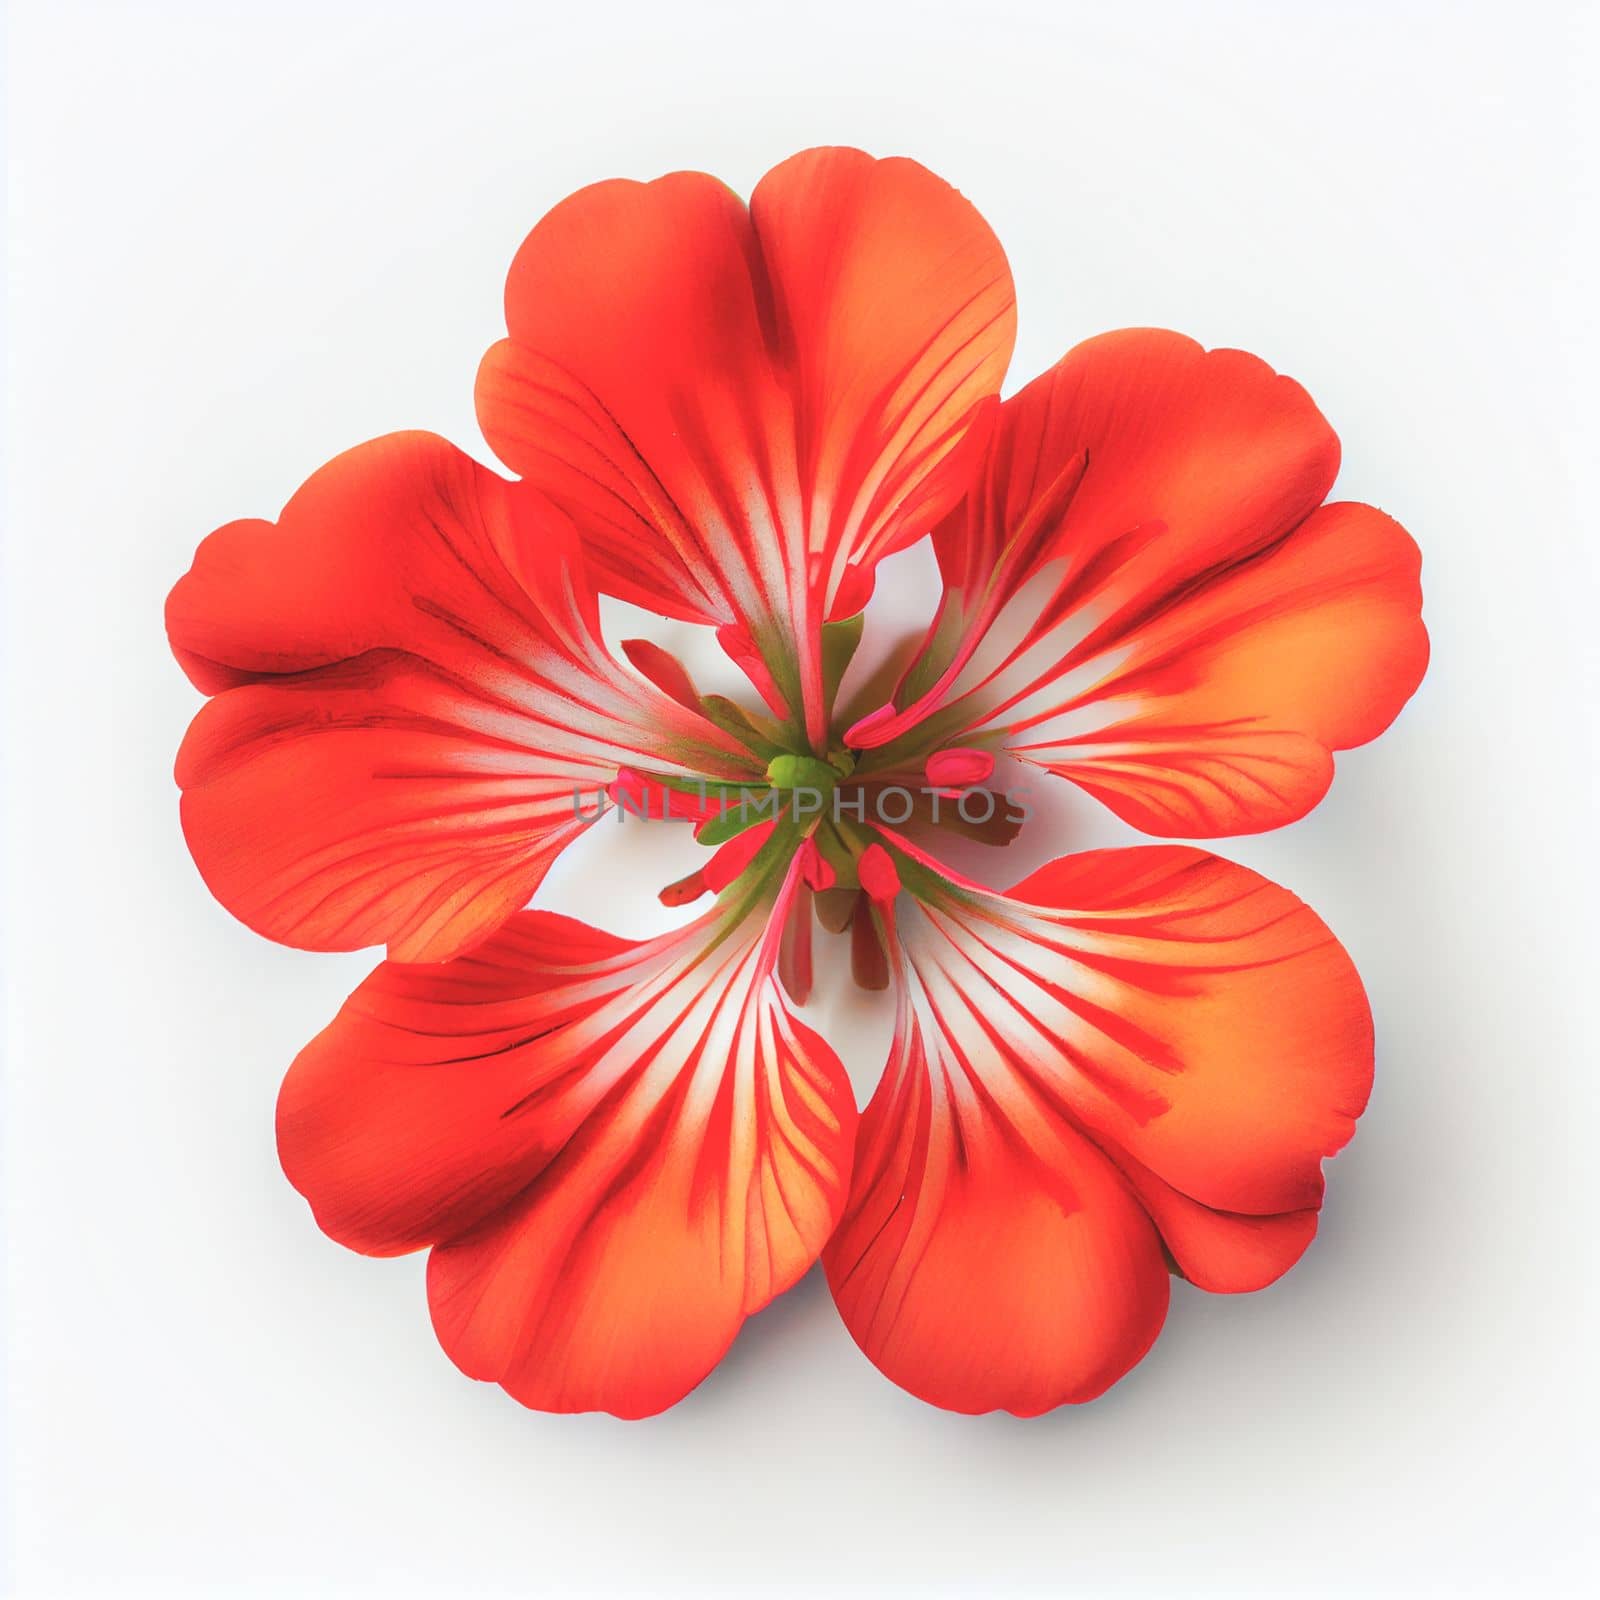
[624,610,1027,999]
[764,751,851,798]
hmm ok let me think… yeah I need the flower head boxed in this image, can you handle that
[169,147,1426,1417]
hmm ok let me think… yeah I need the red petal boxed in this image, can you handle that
[1115,1151,1317,1293]
[475,148,1016,739]
[854,330,1427,835]
[824,845,1371,1412]
[985,846,1373,1213]
[279,898,856,1417]
[825,975,1169,1415]
[167,433,750,960]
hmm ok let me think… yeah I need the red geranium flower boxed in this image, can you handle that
[167,148,1427,1417]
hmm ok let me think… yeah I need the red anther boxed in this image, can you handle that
[844,702,898,747]
[797,835,837,892]
[924,747,996,789]
[702,820,778,894]
[857,842,901,903]
[657,869,709,908]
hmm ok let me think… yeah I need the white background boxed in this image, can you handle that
[5,1,1597,1594]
